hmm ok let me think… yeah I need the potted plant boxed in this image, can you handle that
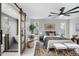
[29,34,34,41]
[27,34,34,48]
[27,24,36,48]
[29,24,36,34]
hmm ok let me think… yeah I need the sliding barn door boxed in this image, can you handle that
[19,9,26,54]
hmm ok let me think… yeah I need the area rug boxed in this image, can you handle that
[34,42,79,56]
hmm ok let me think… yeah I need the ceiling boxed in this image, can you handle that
[18,3,79,19]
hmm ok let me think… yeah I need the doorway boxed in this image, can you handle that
[1,13,18,52]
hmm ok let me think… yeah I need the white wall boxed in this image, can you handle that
[69,17,79,38]
[31,19,69,37]
[30,17,79,38]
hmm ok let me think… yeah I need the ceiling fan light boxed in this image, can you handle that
[59,15,64,18]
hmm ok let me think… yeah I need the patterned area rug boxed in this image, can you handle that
[34,42,79,56]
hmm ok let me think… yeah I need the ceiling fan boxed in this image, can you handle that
[48,6,79,17]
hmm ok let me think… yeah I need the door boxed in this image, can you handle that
[19,9,26,54]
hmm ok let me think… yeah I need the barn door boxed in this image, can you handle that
[19,8,26,54]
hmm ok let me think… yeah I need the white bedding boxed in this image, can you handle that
[64,43,79,49]
[47,39,79,51]
[53,43,67,49]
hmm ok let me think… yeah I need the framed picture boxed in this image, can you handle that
[44,24,55,30]
[76,24,79,31]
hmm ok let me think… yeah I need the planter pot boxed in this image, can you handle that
[27,40,34,48]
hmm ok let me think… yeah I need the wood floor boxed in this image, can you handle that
[34,42,79,56]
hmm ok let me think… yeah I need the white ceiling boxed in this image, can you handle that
[18,3,79,19]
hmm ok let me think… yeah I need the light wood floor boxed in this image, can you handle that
[34,42,79,56]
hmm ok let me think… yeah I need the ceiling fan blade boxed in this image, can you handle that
[48,15,53,17]
[48,15,58,19]
[66,11,79,14]
[59,7,65,14]
[64,14,70,16]
[60,7,65,11]
[50,12,58,14]
[65,6,79,13]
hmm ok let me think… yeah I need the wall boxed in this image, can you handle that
[30,17,79,38]
[69,17,79,38]
[31,19,69,37]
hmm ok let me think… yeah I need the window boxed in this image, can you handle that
[60,22,65,30]
[60,22,66,36]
